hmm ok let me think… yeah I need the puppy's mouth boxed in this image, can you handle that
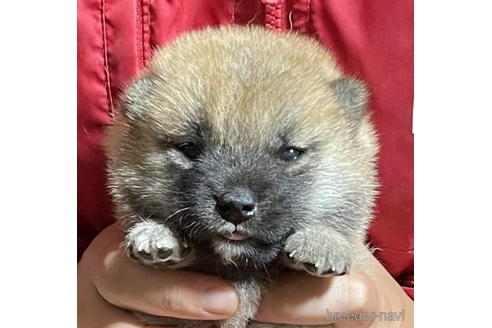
[219,230,250,241]
[214,222,253,241]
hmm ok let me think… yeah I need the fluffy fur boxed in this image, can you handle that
[104,26,379,328]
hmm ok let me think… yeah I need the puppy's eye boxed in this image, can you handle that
[176,142,201,160]
[279,147,304,162]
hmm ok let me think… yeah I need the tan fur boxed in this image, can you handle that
[104,25,379,328]
[105,24,377,193]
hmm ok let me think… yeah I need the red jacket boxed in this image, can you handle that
[78,0,414,298]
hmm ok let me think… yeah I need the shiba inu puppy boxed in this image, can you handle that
[104,26,378,328]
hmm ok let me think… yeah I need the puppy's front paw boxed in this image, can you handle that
[125,221,191,268]
[284,227,352,277]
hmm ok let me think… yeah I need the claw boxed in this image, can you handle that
[301,263,350,277]
[180,245,191,258]
[303,263,318,274]
[157,248,173,259]
[138,250,153,260]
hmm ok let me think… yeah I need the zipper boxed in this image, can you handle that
[136,0,151,70]
[100,0,114,115]
[261,0,284,30]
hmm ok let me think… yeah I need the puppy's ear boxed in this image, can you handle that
[120,76,156,119]
[330,78,369,122]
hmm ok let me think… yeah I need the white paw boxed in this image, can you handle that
[125,221,191,267]
[283,229,352,277]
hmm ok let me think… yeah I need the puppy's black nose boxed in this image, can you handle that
[216,187,257,224]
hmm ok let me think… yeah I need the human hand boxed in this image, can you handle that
[77,223,239,328]
[255,249,414,328]
[78,224,412,327]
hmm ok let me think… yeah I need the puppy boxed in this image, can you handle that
[104,26,379,328]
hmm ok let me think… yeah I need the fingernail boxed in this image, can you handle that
[202,287,238,315]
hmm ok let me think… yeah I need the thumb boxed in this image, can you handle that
[86,224,239,320]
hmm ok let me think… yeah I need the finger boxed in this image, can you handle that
[87,225,238,320]
[78,265,159,328]
[255,270,379,326]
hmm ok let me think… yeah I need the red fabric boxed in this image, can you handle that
[78,0,413,297]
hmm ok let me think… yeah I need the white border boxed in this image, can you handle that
[415,0,492,326]
[1,0,492,326]
[0,1,76,327]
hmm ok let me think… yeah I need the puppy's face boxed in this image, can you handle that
[105,27,378,266]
